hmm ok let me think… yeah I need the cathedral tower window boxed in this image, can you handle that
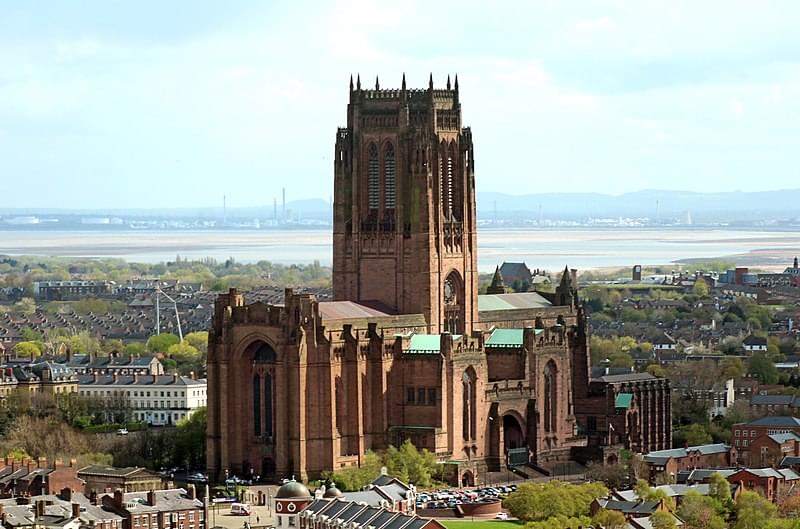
[384,143,396,209]
[368,143,379,210]
[264,372,273,437]
[544,361,557,433]
[462,367,477,441]
[253,373,261,437]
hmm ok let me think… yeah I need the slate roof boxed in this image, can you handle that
[644,443,730,464]
[768,432,800,444]
[318,301,397,321]
[747,416,800,427]
[596,373,656,384]
[751,394,796,406]
[301,499,433,529]
[77,374,205,386]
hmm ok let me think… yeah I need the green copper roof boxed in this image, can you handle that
[486,328,524,347]
[615,393,633,409]
[404,334,442,354]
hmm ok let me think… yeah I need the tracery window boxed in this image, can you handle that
[368,143,379,210]
[384,144,396,209]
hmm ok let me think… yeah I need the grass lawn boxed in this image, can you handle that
[440,521,522,529]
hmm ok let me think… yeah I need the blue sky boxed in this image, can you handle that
[1,0,799,209]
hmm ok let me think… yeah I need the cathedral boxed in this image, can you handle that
[206,75,670,484]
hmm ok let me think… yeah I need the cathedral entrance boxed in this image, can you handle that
[503,414,525,451]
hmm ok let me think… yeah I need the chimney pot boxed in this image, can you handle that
[72,503,80,519]
[147,490,156,506]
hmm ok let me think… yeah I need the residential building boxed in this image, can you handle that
[745,432,800,468]
[732,416,800,463]
[313,476,416,515]
[33,281,114,301]
[101,488,205,529]
[727,467,800,503]
[298,495,443,529]
[742,335,768,353]
[642,444,735,483]
[0,489,124,529]
[0,458,84,498]
[78,374,207,426]
[65,354,164,377]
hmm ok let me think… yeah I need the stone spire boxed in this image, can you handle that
[446,74,451,90]
[795,256,798,269]
[356,74,361,90]
[349,74,353,92]
[401,73,406,91]
[486,266,505,294]
[375,76,380,90]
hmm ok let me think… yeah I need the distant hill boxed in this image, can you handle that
[476,189,800,221]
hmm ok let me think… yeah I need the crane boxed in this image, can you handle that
[154,283,183,341]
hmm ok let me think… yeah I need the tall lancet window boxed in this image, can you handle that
[384,144,396,209]
[253,374,261,437]
[368,143,379,210]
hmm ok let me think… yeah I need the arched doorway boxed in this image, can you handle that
[461,470,475,487]
[503,414,525,451]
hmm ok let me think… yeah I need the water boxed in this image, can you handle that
[0,228,798,272]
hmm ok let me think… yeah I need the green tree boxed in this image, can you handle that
[735,491,777,529]
[693,279,710,297]
[322,451,382,491]
[384,439,440,487]
[184,331,209,354]
[683,423,713,446]
[125,342,147,356]
[173,408,207,469]
[146,333,180,353]
[708,471,734,515]
[503,481,607,523]
[650,511,677,529]
[720,357,744,380]
[167,342,200,357]
[748,352,779,385]
[14,341,41,358]
[15,298,36,315]
[646,364,667,378]
[592,509,626,529]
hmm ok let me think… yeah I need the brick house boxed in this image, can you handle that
[101,488,205,529]
[744,432,800,468]
[0,458,84,498]
[299,498,445,529]
[732,416,800,464]
[643,444,735,483]
[726,468,800,503]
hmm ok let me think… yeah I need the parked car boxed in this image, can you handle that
[116,428,129,435]
[495,513,509,520]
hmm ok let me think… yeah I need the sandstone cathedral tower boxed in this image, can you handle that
[333,74,478,334]
[206,75,670,485]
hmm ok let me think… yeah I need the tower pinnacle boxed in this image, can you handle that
[375,76,380,90]
[447,75,451,90]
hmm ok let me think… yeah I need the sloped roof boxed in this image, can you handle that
[644,443,730,463]
[748,416,800,427]
[318,301,396,320]
[403,334,442,354]
[485,328,523,347]
[477,292,552,312]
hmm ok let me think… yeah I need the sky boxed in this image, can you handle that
[1,0,800,209]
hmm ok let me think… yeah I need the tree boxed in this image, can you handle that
[693,279,710,297]
[384,439,440,487]
[708,471,734,516]
[125,342,147,356]
[15,297,36,315]
[650,511,677,529]
[503,481,607,523]
[592,509,626,529]
[646,364,667,378]
[322,451,382,491]
[687,423,713,446]
[184,331,209,354]
[14,341,41,358]
[677,491,726,529]
[748,352,779,385]
[735,491,777,529]
[586,462,628,490]
[173,408,206,469]
[146,333,180,353]
[720,357,744,380]
[167,342,200,358]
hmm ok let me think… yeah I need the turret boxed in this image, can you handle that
[486,266,505,294]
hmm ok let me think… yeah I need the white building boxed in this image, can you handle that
[78,373,207,426]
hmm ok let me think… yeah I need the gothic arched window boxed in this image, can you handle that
[264,372,273,437]
[368,143,379,210]
[543,361,557,433]
[253,373,261,437]
[384,144,396,209]
[462,367,477,441]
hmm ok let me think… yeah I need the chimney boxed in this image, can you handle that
[114,489,124,508]
[26,460,34,473]
[173,372,178,383]
[37,456,47,469]
[89,491,98,506]
[61,487,72,501]
[133,373,139,383]
[147,490,156,507]
[35,500,45,518]
[187,483,196,500]
[190,371,196,380]
[72,503,80,519]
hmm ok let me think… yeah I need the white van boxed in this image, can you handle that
[230,503,252,516]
